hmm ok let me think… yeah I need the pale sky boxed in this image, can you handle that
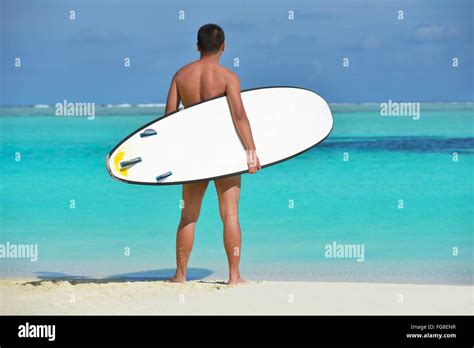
[1,0,472,105]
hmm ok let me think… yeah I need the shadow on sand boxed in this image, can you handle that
[25,268,214,286]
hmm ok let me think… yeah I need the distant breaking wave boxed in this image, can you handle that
[137,103,166,108]
[110,103,131,108]
[103,103,166,108]
[33,103,166,109]
[329,102,474,113]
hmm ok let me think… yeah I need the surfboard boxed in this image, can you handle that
[106,86,333,185]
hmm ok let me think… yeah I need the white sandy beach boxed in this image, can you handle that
[1,279,472,315]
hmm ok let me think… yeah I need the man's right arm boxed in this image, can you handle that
[225,73,261,173]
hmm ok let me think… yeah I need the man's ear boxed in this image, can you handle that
[197,43,201,52]
[221,42,225,52]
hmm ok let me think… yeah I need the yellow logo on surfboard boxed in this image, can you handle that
[113,150,128,177]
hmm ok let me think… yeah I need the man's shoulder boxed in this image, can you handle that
[174,61,198,78]
[218,66,239,84]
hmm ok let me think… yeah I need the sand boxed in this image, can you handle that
[1,279,472,315]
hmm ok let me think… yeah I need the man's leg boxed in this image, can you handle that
[214,175,245,285]
[170,180,209,283]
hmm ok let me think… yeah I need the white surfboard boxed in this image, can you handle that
[106,86,333,185]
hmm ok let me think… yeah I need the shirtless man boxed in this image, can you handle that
[165,24,261,285]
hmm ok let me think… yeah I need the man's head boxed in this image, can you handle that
[197,24,225,55]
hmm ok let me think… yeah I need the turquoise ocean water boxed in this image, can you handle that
[0,104,472,284]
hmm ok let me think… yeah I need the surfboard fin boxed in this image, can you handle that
[140,129,157,137]
[120,157,142,169]
[156,171,172,181]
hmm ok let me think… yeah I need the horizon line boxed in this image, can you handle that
[1,101,473,108]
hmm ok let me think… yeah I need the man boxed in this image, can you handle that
[165,24,261,285]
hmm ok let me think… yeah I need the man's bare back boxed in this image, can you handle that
[165,24,260,285]
[172,60,231,106]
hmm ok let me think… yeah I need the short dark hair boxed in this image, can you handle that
[197,24,225,54]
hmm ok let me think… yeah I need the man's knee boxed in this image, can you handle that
[179,213,199,227]
[220,210,239,224]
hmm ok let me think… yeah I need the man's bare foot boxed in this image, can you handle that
[167,274,186,283]
[227,277,247,285]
